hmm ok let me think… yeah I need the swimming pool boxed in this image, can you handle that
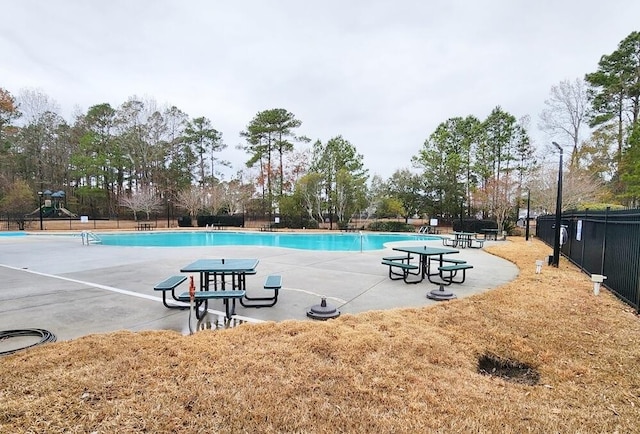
[96,231,439,251]
[0,232,27,237]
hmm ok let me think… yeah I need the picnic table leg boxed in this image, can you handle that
[194,299,208,320]
[421,255,429,279]
[427,256,444,284]
[427,254,445,281]
[401,265,424,284]
[429,255,442,281]
[399,252,425,283]
[223,298,238,320]
[201,272,209,291]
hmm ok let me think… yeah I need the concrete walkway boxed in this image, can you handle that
[0,233,518,342]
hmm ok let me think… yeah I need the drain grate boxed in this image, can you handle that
[477,353,540,385]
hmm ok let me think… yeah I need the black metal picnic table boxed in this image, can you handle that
[392,245,459,283]
[451,232,476,248]
[180,258,259,319]
[480,229,499,240]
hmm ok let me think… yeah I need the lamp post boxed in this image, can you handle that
[525,189,531,241]
[166,198,171,229]
[37,191,43,230]
[551,142,563,267]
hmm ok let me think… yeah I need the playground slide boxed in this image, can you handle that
[29,206,78,218]
[57,207,77,218]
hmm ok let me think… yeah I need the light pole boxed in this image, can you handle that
[551,142,563,267]
[525,189,531,241]
[37,191,44,230]
[166,198,171,228]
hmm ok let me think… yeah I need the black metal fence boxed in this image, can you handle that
[537,209,640,313]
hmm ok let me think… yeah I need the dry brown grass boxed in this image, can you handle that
[1,238,639,433]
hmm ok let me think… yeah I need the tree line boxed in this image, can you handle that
[1,31,639,231]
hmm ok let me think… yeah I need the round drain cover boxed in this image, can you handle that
[307,297,340,320]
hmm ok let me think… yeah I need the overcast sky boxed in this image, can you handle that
[3,1,639,179]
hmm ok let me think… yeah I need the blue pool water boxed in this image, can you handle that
[96,231,438,251]
[0,232,27,237]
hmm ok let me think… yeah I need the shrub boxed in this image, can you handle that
[452,219,497,233]
[273,216,319,229]
[196,215,244,227]
[177,216,192,227]
[367,220,415,232]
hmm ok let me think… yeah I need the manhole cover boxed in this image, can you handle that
[477,353,540,385]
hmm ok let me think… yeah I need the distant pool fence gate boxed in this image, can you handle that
[536,208,640,313]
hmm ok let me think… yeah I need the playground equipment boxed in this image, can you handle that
[28,189,77,218]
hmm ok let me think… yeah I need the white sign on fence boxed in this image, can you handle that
[576,220,582,241]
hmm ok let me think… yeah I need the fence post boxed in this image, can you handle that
[637,221,640,313]
[600,206,609,275]
[580,209,587,273]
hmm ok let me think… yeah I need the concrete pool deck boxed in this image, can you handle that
[0,233,519,342]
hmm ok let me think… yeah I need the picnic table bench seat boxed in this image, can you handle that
[469,239,485,248]
[177,290,246,301]
[381,259,419,270]
[441,237,458,247]
[381,259,422,284]
[177,290,246,320]
[240,275,282,308]
[154,275,188,309]
[436,257,467,265]
[432,263,473,285]
[480,229,499,240]
[382,255,414,262]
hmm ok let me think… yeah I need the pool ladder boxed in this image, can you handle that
[81,231,102,245]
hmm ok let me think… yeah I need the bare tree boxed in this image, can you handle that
[474,175,517,234]
[203,183,225,214]
[176,186,204,220]
[528,164,603,214]
[119,189,162,221]
[16,88,60,124]
[539,78,589,168]
[296,173,324,223]
[365,174,387,222]
[335,170,350,224]
[224,174,255,215]
[282,147,311,194]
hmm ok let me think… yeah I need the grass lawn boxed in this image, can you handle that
[1,237,639,432]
